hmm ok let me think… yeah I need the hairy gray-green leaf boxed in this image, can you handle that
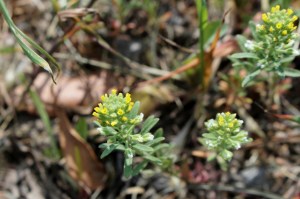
[283,68,300,77]
[230,52,259,59]
[100,144,118,158]
[132,143,154,152]
[242,69,261,87]
[146,137,165,146]
[140,115,159,135]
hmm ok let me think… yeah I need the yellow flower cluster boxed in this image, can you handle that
[257,5,298,43]
[92,89,137,127]
[216,112,237,129]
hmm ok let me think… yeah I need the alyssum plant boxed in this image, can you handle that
[92,89,172,178]
[199,112,252,170]
[230,5,300,87]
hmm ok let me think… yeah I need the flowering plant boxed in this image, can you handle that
[230,5,300,87]
[199,112,252,169]
[93,89,172,178]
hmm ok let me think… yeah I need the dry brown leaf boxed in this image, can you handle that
[212,38,239,58]
[132,84,175,116]
[57,110,107,190]
[13,71,124,115]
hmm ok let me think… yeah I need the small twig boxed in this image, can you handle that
[138,57,200,86]
[159,34,198,54]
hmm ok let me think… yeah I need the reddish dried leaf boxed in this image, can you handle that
[57,111,107,190]
[212,38,239,58]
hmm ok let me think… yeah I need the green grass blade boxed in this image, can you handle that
[29,89,60,159]
[15,27,61,74]
[0,0,60,83]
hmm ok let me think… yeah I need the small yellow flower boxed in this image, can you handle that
[94,107,101,113]
[271,5,280,13]
[282,30,288,35]
[218,116,225,126]
[287,8,293,15]
[276,22,282,29]
[225,112,231,116]
[111,120,118,126]
[262,13,269,22]
[92,112,99,117]
[122,116,128,121]
[292,15,298,22]
[128,102,134,111]
[228,122,234,128]
[101,95,107,101]
[101,107,108,114]
[111,89,117,95]
[271,5,280,12]
[117,109,124,115]
[287,22,294,30]
[125,93,131,104]
[269,26,274,32]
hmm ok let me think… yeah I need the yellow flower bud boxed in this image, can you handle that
[92,112,99,118]
[218,116,225,126]
[292,15,298,22]
[125,93,131,103]
[111,120,118,126]
[287,8,293,15]
[94,107,101,112]
[262,13,269,22]
[269,26,274,32]
[288,22,294,30]
[271,5,280,13]
[282,30,287,35]
[101,95,107,101]
[122,116,128,121]
[128,102,134,111]
[111,89,117,95]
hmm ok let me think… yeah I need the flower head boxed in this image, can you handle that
[200,112,252,161]
[257,5,298,44]
[92,89,143,128]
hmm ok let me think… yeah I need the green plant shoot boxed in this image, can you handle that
[230,5,300,87]
[92,89,172,179]
[199,112,252,170]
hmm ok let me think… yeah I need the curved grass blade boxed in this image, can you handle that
[0,0,60,83]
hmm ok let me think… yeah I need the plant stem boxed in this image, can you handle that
[266,73,278,108]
